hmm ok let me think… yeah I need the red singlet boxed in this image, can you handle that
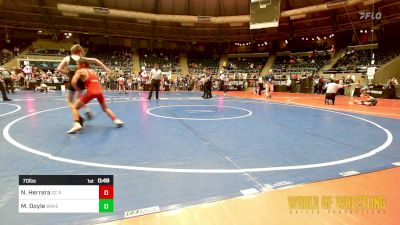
[79,69,105,104]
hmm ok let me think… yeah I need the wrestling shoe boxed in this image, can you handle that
[114,119,124,127]
[67,122,82,134]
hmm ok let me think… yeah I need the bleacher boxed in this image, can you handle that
[138,49,180,73]
[226,57,266,73]
[333,48,400,72]
[26,48,70,56]
[272,54,330,73]
[0,51,13,65]
[86,46,132,74]
[187,52,219,75]
[0,39,32,65]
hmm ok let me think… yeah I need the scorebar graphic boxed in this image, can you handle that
[19,175,114,213]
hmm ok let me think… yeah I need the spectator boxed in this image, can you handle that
[257,74,263,95]
[286,76,292,92]
[295,76,301,93]
[318,76,325,94]
[388,77,398,85]
[345,75,354,96]
[387,81,397,99]
[13,46,20,56]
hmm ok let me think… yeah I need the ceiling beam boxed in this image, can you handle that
[186,0,191,15]
[151,0,161,41]
[3,8,398,32]
[217,0,223,41]
[183,0,191,45]
[38,0,58,41]
[285,0,294,38]
[99,0,108,36]
[331,12,338,37]
[234,0,238,16]
[3,16,399,43]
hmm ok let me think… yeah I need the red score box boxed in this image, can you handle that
[99,185,114,199]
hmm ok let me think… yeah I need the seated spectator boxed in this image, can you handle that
[388,76,398,85]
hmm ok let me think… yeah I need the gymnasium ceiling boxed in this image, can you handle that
[1,0,400,42]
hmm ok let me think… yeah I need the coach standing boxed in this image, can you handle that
[0,68,12,101]
[264,70,274,99]
[202,69,212,99]
[219,71,225,91]
[1,68,14,94]
[147,64,163,100]
[257,74,263,95]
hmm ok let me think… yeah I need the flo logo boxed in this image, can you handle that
[359,11,382,20]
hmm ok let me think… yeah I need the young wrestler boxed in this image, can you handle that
[56,44,110,122]
[353,91,378,106]
[67,58,124,134]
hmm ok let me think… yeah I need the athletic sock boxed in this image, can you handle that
[78,116,85,126]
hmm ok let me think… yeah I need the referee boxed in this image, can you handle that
[147,64,163,100]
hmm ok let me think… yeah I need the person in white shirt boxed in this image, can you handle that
[257,74,263,95]
[147,64,163,100]
[286,76,292,92]
[117,76,127,94]
[389,76,398,85]
[23,65,32,88]
[224,76,230,95]
[140,68,148,84]
[219,73,225,91]
[324,79,345,105]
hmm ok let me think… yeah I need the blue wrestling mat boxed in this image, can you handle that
[0,91,399,225]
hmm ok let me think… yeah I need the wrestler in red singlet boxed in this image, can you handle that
[67,58,124,134]
[79,70,106,105]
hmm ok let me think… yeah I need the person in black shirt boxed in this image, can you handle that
[0,68,12,101]
[317,76,325,94]
[1,69,14,94]
[203,69,212,99]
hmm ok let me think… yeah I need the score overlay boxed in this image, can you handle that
[19,175,113,213]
